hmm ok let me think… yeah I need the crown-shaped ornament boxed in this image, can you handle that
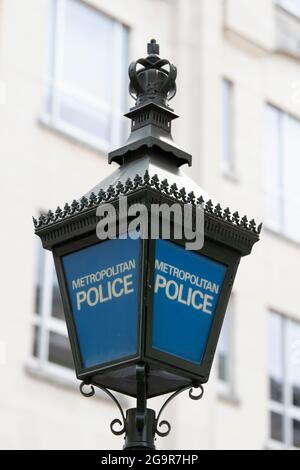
[129,39,177,109]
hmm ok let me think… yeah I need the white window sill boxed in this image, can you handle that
[276,4,300,22]
[265,440,285,450]
[38,114,110,157]
[24,358,129,406]
[25,357,80,391]
[265,439,299,450]
[221,170,239,184]
[218,391,241,406]
[217,382,240,406]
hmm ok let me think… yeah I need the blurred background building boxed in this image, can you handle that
[0,0,300,450]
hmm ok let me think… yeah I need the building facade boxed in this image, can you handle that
[0,0,299,450]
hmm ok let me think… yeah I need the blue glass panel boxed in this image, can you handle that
[62,237,141,368]
[152,240,227,364]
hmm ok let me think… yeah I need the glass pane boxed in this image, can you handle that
[218,353,228,382]
[268,312,284,402]
[152,240,227,364]
[220,79,233,174]
[293,385,300,408]
[32,326,40,359]
[264,106,282,231]
[58,91,111,142]
[48,332,74,370]
[63,0,114,104]
[62,237,141,368]
[293,420,300,448]
[271,412,284,443]
[270,378,283,403]
[282,114,300,241]
[34,244,45,315]
[286,319,300,406]
[218,299,232,384]
[51,268,65,321]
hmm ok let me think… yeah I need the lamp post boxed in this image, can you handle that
[33,39,261,450]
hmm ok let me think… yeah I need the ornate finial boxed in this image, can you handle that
[108,40,192,168]
[147,38,159,56]
[128,39,177,109]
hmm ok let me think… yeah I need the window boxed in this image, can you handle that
[43,0,128,151]
[220,78,234,176]
[268,312,300,449]
[217,297,234,396]
[32,242,74,375]
[277,0,300,18]
[264,105,300,242]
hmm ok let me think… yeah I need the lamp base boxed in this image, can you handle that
[124,408,156,450]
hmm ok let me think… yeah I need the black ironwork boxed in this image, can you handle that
[110,39,191,167]
[123,363,156,450]
[135,363,148,432]
[33,169,261,235]
[155,384,204,437]
[80,365,204,449]
[80,381,126,436]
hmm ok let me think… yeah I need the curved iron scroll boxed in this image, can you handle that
[80,381,126,436]
[155,384,204,438]
[80,381,204,440]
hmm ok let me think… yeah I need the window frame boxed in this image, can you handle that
[264,103,300,243]
[41,0,128,153]
[31,242,74,381]
[217,295,237,401]
[220,77,235,178]
[276,0,300,19]
[268,311,300,450]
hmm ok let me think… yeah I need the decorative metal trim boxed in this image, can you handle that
[33,170,262,236]
[80,381,126,436]
[79,380,204,442]
[155,384,204,437]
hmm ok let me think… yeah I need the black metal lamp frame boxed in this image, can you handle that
[50,188,243,395]
[34,177,260,448]
[33,39,261,450]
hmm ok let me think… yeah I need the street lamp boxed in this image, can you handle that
[33,39,261,450]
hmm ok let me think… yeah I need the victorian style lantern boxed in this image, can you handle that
[34,40,261,449]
